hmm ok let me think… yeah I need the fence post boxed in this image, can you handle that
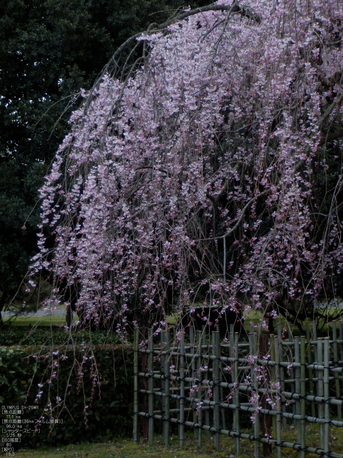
[306,322,316,418]
[250,331,260,458]
[317,338,324,451]
[233,332,240,455]
[230,330,239,454]
[332,322,342,420]
[220,337,226,433]
[212,331,220,451]
[197,330,203,448]
[148,329,154,446]
[340,322,343,366]
[141,328,149,441]
[204,327,210,437]
[179,332,185,447]
[271,334,282,458]
[278,323,287,430]
[324,337,330,456]
[300,337,306,458]
[190,327,198,440]
[294,337,305,458]
[260,333,272,456]
[163,330,170,446]
[133,327,139,443]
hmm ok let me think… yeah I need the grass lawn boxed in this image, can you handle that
[2,305,78,327]
[4,301,342,333]
[3,315,67,327]
[10,425,343,458]
[3,435,246,458]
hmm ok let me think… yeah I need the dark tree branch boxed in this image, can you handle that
[85,2,261,113]
[199,190,269,242]
[152,1,262,30]
[320,128,343,144]
[110,1,261,68]
[319,93,343,130]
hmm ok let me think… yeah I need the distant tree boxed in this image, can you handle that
[32,0,343,333]
[0,0,208,323]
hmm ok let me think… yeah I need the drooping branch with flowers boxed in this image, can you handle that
[31,0,343,334]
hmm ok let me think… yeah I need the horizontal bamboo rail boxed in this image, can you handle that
[133,323,343,457]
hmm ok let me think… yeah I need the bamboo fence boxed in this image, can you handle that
[133,322,343,457]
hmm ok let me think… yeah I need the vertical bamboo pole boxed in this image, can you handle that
[332,322,342,420]
[323,337,330,456]
[291,333,296,419]
[190,327,198,440]
[160,331,165,433]
[234,332,240,455]
[255,333,261,458]
[273,335,282,458]
[270,335,276,456]
[278,323,287,430]
[163,330,170,446]
[317,339,324,451]
[340,322,343,364]
[197,330,203,448]
[148,329,154,446]
[133,328,139,443]
[300,337,306,458]
[229,331,236,440]
[294,337,304,458]
[212,331,221,450]
[141,329,149,441]
[205,327,210,437]
[250,331,260,458]
[260,333,272,457]
[220,371,226,432]
[179,332,185,447]
[306,322,315,418]
[220,337,226,432]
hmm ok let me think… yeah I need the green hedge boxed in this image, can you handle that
[0,343,134,449]
[0,325,123,346]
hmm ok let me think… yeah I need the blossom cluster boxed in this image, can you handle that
[32,0,343,329]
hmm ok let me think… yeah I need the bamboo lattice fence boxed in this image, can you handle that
[133,322,343,457]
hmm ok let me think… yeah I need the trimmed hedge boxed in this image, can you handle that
[0,325,122,346]
[0,342,134,448]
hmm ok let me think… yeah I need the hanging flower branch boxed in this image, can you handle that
[32,0,343,334]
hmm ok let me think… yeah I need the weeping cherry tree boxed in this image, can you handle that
[31,0,343,336]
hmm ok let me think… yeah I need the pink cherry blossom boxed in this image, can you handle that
[32,0,343,333]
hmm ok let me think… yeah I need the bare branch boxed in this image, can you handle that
[110,1,261,69]
[320,128,343,145]
[319,93,343,130]
[196,190,269,242]
[152,2,262,30]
